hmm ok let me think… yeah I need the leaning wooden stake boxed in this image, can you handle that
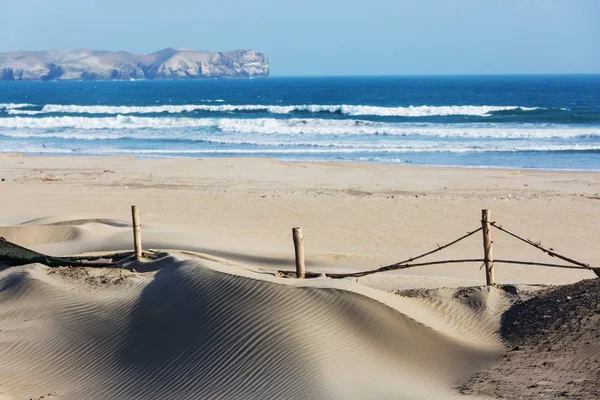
[131,205,142,260]
[292,227,305,278]
[481,209,494,285]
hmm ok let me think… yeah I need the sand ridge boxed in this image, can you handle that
[1,247,502,399]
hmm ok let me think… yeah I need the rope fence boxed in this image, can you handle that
[1,205,598,285]
[325,227,482,278]
[489,222,593,269]
[288,208,600,283]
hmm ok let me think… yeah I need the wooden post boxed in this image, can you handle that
[131,205,142,260]
[292,227,305,278]
[481,209,494,285]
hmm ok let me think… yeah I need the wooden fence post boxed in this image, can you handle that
[131,205,142,260]
[292,227,305,278]
[481,209,494,285]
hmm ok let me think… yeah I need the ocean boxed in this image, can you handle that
[0,75,599,170]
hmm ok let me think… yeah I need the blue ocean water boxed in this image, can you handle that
[0,75,599,170]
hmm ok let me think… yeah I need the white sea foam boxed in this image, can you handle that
[31,103,542,117]
[1,143,599,156]
[7,110,43,115]
[88,145,600,154]
[0,103,33,110]
[0,115,216,130]
[0,116,595,139]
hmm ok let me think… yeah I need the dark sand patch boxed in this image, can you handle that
[459,279,600,399]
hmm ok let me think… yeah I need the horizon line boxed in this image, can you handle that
[270,72,600,78]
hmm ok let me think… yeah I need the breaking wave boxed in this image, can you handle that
[0,116,597,139]
[0,115,215,130]
[0,103,33,110]
[6,104,545,117]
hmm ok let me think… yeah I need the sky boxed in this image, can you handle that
[0,0,598,76]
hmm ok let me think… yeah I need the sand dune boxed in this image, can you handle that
[1,157,599,399]
[0,218,511,399]
[0,251,500,398]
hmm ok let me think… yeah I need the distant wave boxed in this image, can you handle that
[0,115,215,130]
[7,110,43,115]
[0,116,598,139]
[0,103,33,110]
[6,104,544,117]
[2,143,599,156]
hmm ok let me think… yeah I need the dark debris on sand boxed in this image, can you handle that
[47,266,126,287]
[459,278,600,399]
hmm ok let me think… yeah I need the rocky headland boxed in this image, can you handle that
[0,48,269,80]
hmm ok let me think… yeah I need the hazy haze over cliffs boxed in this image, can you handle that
[0,48,269,80]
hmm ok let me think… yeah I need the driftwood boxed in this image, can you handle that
[0,237,122,268]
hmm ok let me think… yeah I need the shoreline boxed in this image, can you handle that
[3,153,600,173]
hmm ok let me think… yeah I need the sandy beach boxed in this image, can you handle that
[1,155,599,399]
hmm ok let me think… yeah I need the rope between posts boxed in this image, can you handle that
[321,219,599,279]
[326,259,484,278]
[494,259,600,271]
[322,258,600,279]
[326,227,482,279]
[490,222,592,269]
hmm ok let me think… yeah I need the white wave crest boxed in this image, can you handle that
[214,119,597,139]
[0,116,597,139]
[0,115,216,130]
[0,103,33,110]
[8,110,43,115]
[34,103,541,117]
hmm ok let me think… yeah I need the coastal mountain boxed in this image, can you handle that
[0,48,269,80]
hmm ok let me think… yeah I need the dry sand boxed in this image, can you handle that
[0,155,599,399]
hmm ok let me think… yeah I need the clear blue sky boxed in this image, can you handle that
[0,0,598,76]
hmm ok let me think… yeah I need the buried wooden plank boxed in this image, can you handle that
[0,237,121,268]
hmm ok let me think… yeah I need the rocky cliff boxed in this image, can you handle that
[0,48,269,80]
